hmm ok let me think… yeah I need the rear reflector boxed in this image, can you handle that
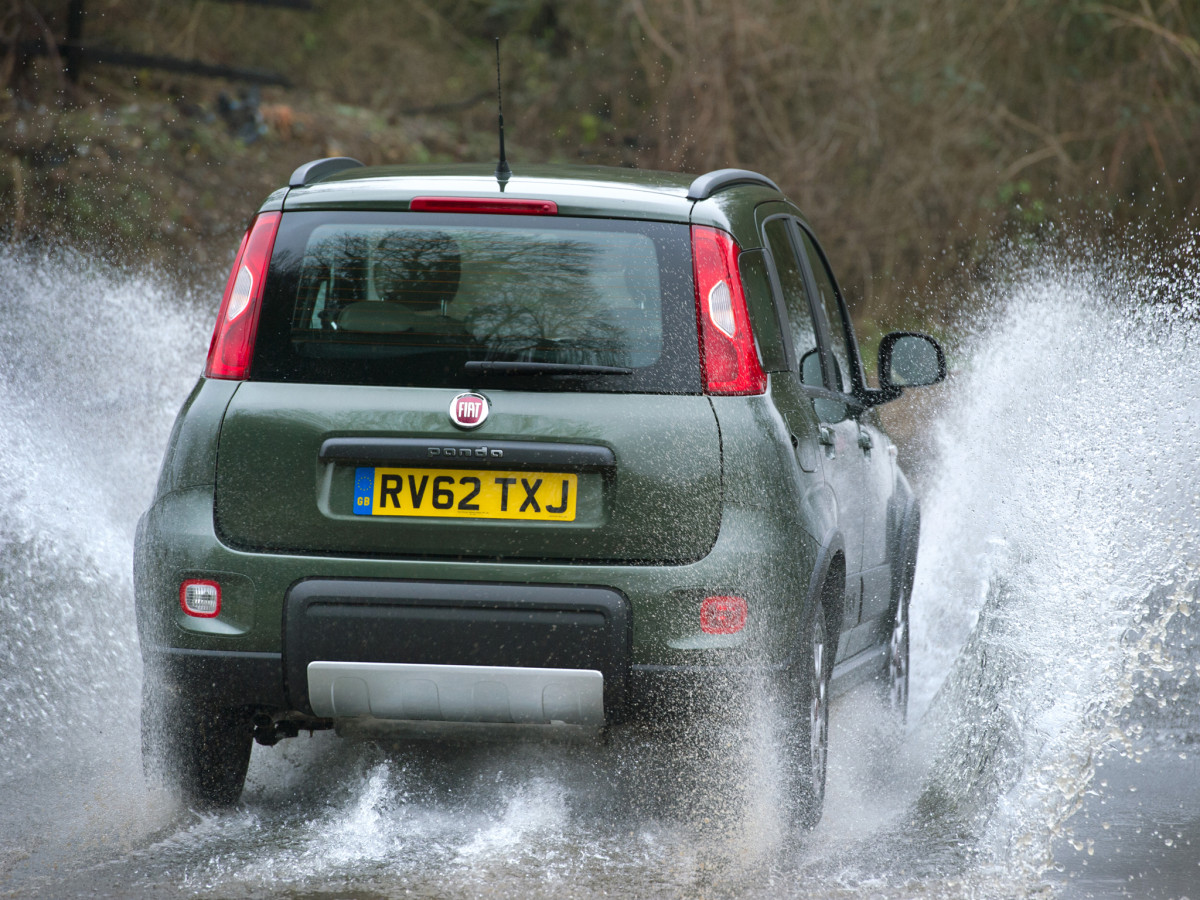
[409,196,558,215]
[701,596,748,634]
[180,579,221,618]
[204,211,282,380]
[691,226,767,395]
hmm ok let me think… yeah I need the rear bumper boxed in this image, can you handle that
[136,479,818,722]
[284,578,630,720]
[141,644,758,725]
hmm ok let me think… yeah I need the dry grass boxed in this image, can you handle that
[528,0,1200,326]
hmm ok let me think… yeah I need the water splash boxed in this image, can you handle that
[909,249,1200,881]
[0,245,208,873]
[1,241,1198,897]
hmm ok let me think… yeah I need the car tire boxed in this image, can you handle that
[778,597,832,829]
[141,681,253,809]
[887,595,909,721]
[886,505,918,722]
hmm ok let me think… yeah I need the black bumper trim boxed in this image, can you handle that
[142,646,287,709]
[284,578,631,721]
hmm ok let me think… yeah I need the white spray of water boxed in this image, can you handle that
[910,251,1200,882]
[0,247,209,871]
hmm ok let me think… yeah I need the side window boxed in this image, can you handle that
[799,230,854,395]
[763,219,822,388]
[737,250,787,373]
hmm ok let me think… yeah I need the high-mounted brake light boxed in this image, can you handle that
[691,226,767,395]
[180,579,221,618]
[701,596,748,634]
[409,197,558,216]
[204,211,282,380]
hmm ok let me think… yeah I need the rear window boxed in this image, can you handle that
[252,211,700,392]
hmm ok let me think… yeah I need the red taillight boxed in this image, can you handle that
[204,211,282,380]
[409,197,558,215]
[691,225,766,395]
[180,579,221,618]
[701,596,748,634]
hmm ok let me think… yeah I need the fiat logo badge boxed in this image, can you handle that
[449,392,489,429]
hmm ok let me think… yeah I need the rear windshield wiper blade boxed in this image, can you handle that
[464,361,634,377]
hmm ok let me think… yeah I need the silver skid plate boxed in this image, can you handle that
[307,661,605,726]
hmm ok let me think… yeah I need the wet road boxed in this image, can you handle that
[1058,744,1200,898]
[1054,585,1200,899]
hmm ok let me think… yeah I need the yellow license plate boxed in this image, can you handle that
[353,466,578,521]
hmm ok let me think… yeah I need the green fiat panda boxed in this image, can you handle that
[134,158,945,821]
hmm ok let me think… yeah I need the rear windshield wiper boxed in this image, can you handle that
[464,361,634,377]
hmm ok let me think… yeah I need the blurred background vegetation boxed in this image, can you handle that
[2,0,1199,338]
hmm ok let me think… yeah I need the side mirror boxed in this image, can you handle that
[878,332,945,390]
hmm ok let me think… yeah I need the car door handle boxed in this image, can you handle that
[858,430,873,451]
[818,425,835,447]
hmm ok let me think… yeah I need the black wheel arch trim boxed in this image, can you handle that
[798,528,845,671]
[891,494,921,616]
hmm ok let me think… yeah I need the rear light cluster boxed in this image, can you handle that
[205,211,282,380]
[180,579,221,618]
[691,226,767,396]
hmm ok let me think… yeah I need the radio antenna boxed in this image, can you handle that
[494,37,511,186]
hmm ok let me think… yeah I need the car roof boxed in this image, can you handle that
[266,162,789,228]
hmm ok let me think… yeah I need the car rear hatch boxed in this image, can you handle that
[212,207,722,564]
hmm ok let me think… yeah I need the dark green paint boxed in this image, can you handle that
[214,384,721,563]
[153,378,239,497]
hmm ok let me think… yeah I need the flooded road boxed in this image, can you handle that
[1053,580,1200,899]
[0,246,1197,898]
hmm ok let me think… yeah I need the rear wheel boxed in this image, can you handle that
[803,604,831,825]
[888,597,910,720]
[887,510,918,721]
[142,681,253,809]
[779,599,831,829]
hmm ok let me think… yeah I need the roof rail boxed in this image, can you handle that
[288,157,365,188]
[686,168,781,201]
